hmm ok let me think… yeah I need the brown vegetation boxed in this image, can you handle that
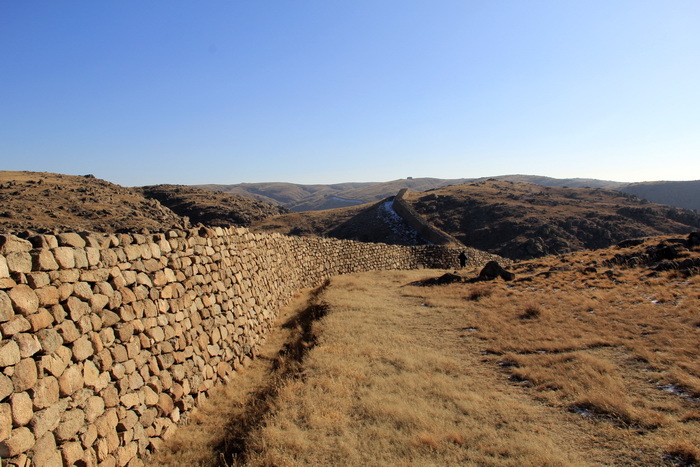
[139,184,288,227]
[197,178,471,212]
[153,234,699,465]
[406,180,700,259]
[0,171,183,233]
[0,171,285,234]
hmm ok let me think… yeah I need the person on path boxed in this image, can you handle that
[458,251,468,268]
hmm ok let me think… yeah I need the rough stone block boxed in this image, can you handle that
[90,293,110,313]
[0,256,9,280]
[0,374,14,401]
[116,322,135,342]
[83,360,100,388]
[14,332,41,358]
[31,250,59,271]
[12,358,37,392]
[0,426,34,457]
[0,290,14,322]
[32,376,59,410]
[30,399,68,438]
[10,392,33,427]
[85,247,101,267]
[57,283,73,302]
[120,393,140,409]
[55,409,84,442]
[8,284,39,316]
[85,396,105,423]
[56,233,86,248]
[116,441,138,466]
[62,441,84,465]
[99,327,116,347]
[58,364,83,396]
[101,385,119,408]
[0,403,11,441]
[26,272,50,288]
[94,408,118,437]
[34,286,60,308]
[35,329,61,355]
[74,248,89,269]
[0,339,21,367]
[32,431,62,466]
[0,315,31,336]
[72,335,94,361]
[28,308,54,332]
[5,252,32,274]
[73,282,93,300]
[157,393,174,416]
[66,296,90,321]
[111,345,128,363]
[52,247,76,269]
[57,320,80,343]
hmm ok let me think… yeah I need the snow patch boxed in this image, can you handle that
[377,200,421,244]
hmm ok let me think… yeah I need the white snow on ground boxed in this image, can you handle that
[377,200,421,244]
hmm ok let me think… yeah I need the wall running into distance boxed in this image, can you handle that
[392,188,464,246]
[0,227,501,466]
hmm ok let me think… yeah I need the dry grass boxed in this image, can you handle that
[153,236,699,466]
[242,271,593,466]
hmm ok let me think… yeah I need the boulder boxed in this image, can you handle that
[688,232,700,248]
[479,261,515,281]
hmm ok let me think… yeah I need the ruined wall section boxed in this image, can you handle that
[392,188,464,247]
[0,227,500,466]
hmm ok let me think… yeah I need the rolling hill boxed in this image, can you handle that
[620,180,700,212]
[196,178,471,211]
[0,172,286,234]
[197,175,697,213]
[250,180,700,259]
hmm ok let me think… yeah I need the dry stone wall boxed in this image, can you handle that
[0,227,501,466]
[392,189,464,246]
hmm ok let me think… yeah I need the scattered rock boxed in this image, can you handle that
[409,273,464,287]
[479,261,515,281]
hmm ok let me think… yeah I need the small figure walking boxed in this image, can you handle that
[458,251,468,268]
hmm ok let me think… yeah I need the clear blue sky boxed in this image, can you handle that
[1,1,698,186]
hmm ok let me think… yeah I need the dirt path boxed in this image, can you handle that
[146,284,327,466]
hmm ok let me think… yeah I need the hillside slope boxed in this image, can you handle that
[139,184,288,227]
[406,180,700,259]
[620,180,700,212]
[252,180,700,259]
[0,172,286,234]
[197,178,471,212]
[252,200,425,245]
[0,171,184,233]
[198,175,699,213]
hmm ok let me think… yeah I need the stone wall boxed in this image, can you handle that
[392,189,464,246]
[0,227,501,466]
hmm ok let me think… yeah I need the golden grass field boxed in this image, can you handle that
[151,236,699,466]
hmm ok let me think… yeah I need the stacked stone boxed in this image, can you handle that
[0,226,501,466]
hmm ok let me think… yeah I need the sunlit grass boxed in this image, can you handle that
[152,236,699,466]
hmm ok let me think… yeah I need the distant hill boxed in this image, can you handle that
[620,180,700,212]
[251,180,700,259]
[138,184,288,228]
[406,180,700,259]
[195,175,660,212]
[199,175,700,217]
[484,174,626,189]
[196,178,471,212]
